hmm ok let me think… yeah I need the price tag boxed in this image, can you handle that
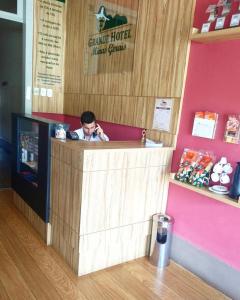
[201,22,211,33]
[230,13,240,27]
[215,16,226,30]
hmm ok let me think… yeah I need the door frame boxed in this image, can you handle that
[0,0,23,23]
[0,0,33,114]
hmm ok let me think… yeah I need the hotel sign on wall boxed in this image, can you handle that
[85,1,138,74]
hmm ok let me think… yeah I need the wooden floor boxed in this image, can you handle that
[0,190,229,300]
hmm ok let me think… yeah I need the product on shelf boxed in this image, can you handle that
[55,124,66,140]
[201,4,218,32]
[192,111,218,139]
[229,161,240,199]
[189,152,215,187]
[175,149,199,182]
[209,157,233,194]
[215,0,232,30]
[230,0,240,27]
[175,149,215,187]
[224,114,240,144]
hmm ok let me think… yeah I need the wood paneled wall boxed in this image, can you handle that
[64,0,195,146]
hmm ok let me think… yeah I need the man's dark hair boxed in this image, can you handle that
[80,111,96,124]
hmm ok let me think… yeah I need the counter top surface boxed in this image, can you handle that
[51,138,174,151]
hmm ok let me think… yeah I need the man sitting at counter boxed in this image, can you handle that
[74,111,109,141]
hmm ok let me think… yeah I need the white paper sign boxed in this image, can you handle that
[47,88,53,97]
[33,87,40,96]
[152,98,173,132]
[40,88,47,96]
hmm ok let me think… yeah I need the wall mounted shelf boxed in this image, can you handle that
[191,27,240,43]
[169,173,240,208]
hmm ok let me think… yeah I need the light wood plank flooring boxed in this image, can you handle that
[0,190,229,300]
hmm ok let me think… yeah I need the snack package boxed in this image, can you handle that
[175,149,199,183]
[189,152,215,187]
[224,115,240,144]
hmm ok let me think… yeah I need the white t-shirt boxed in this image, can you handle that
[74,128,109,141]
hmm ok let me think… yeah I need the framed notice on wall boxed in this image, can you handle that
[33,0,66,88]
[32,0,67,111]
[152,98,173,132]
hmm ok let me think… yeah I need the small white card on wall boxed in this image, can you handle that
[40,88,47,96]
[33,87,40,96]
[47,88,53,98]
[152,98,173,132]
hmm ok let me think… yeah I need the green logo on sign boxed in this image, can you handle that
[95,5,128,32]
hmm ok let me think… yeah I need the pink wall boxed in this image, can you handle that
[167,0,240,270]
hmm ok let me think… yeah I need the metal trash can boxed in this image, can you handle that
[149,213,174,268]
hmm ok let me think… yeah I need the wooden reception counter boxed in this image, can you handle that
[50,139,173,276]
